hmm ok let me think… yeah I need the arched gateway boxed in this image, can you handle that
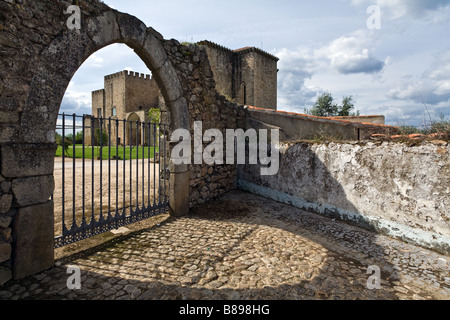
[1,3,192,280]
[1,0,248,284]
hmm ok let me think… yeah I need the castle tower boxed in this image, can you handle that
[87,70,162,146]
[198,40,279,110]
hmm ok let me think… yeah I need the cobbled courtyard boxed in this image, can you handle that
[0,191,448,300]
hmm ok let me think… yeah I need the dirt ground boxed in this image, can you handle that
[53,157,167,259]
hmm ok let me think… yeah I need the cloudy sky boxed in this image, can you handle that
[62,0,450,126]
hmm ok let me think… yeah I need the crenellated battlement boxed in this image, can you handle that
[124,70,152,80]
[104,70,152,81]
[197,40,235,55]
[104,70,124,80]
[198,40,279,110]
[198,40,279,62]
[92,89,105,95]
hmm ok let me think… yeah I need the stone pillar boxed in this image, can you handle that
[168,140,190,218]
[169,162,190,218]
[12,202,54,280]
[0,143,56,281]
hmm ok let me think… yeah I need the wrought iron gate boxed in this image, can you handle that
[54,113,170,248]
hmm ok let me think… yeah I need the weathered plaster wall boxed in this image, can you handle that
[238,141,450,254]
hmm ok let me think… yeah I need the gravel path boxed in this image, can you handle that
[0,191,448,300]
[52,158,162,237]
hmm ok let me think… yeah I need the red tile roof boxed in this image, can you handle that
[246,106,395,128]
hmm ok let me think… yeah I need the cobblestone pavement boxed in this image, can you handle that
[0,191,449,300]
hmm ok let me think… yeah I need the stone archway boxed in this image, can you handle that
[5,9,190,280]
[1,1,248,284]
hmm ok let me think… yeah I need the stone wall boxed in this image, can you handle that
[160,41,248,207]
[250,51,278,110]
[199,41,279,110]
[247,107,398,141]
[238,140,450,255]
[0,0,246,282]
[123,71,159,114]
[330,115,386,125]
[92,89,105,118]
[0,173,13,286]
[103,72,126,119]
[200,42,234,102]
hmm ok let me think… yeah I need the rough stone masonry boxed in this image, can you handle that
[0,0,447,289]
[0,0,247,283]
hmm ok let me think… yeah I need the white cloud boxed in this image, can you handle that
[275,47,320,110]
[351,0,450,20]
[275,29,386,110]
[88,54,104,68]
[316,30,386,75]
[60,85,92,115]
[387,50,450,105]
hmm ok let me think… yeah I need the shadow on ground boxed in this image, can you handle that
[1,191,407,300]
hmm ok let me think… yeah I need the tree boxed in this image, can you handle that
[306,92,359,117]
[55,132,72,157]
[338,95,358,116]
[148,108,161,148]
[307,92,338,117]
[94,128,108,146]
[75,131,83,144]
[148,108,160,125]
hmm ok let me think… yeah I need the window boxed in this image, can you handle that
[97,108,102,118]
[112,107,117,116]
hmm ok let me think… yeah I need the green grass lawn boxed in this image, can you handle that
[55,145,159,160]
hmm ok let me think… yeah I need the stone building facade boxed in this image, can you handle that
[87,70,162,146]
[93,70,160,120]
[87,39,279,146]
[198,40,279,110]
[0,0,247,282]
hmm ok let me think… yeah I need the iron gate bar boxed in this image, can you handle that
[54,113,169,248]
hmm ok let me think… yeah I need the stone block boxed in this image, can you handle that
[1,143,56,178]
[0,194,12,214]
[0,180,11,193]
[87,11,120,46]
[138,30,169,72]
[12,175,54,207]
[0,228,11,242]
[0,243,11,264]
[0,266,12,287]
[153,61,184,104]
[0,123,17,144]
[167,97,189,130]
[0,110,19,123]
[169,171,190,218]
[0,216,12,228]
[12,201,54,280]
[117,12,147,46]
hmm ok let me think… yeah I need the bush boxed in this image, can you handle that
[55,132,72,156]
[94,128,108,146]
